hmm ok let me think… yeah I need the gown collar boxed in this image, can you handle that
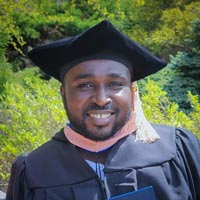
[54,124,176,169]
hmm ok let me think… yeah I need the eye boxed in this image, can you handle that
[78,82,95,90]
[109,81,123,89]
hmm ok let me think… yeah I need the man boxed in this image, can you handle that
[6,20,200,200]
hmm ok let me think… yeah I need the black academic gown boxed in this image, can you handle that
[6,124,200,200]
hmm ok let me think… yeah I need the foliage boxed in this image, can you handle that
[141,80,200,139]
[0,0,134,55]
[0,0,26,54]
[0,27,10,60]
[1,0,200,190]
[0,58,14,98]
[151,1,200,54]
[162,19,200,111]
[0,68,66,187]
[187,91,200,138]
[1,0,199,56]
[172,19,200,81]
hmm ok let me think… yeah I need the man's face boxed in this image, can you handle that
[61,59,132,141]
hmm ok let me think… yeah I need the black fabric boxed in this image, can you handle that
[6,124,200,200]
[28,20,167,82]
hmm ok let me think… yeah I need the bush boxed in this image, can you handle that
[188,91,200,139]
[0,57,14,98]
[0,68,66,188]
[141,79,200,139]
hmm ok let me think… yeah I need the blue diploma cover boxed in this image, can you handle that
[106,186,157,200]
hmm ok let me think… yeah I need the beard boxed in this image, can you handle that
[63,100,131,141]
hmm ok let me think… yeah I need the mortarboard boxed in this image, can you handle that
[28,20,167,82]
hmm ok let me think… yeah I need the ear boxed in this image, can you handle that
[60,84,65,103]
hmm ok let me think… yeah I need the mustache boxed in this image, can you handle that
[85,104,113,111]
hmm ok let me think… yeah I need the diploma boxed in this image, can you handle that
[106,186,157,200]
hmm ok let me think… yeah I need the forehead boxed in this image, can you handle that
[64,59,131,81]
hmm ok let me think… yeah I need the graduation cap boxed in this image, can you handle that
[28,20,167,82]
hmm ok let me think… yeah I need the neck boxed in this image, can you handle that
[76,146,110,164]
[64,111,137,153]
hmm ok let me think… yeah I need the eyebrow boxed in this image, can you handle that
[73,73,93,80]
[109,73,126,78]
[73,73,127,80]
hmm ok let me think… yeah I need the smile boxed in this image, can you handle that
[89,113,112,119]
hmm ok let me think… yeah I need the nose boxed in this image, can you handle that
[92,85,112,107]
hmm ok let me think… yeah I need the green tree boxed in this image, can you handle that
[0,0,27,53]
[151,1,200,53]
[163,19,200,111]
